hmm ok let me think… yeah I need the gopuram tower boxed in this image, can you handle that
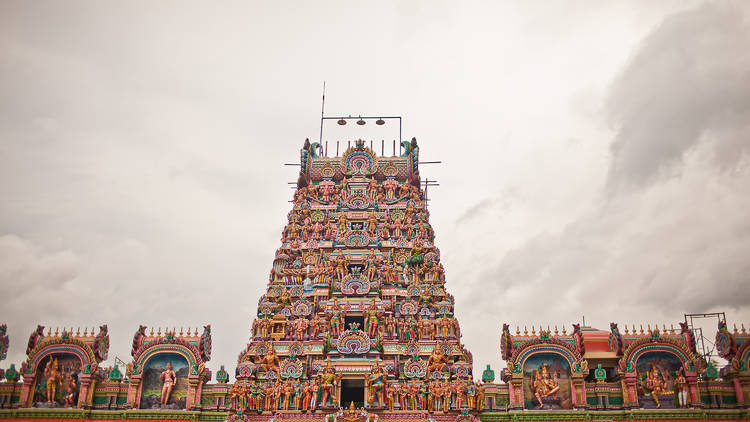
[233,138,480,417]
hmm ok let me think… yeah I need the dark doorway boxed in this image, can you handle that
[340,378,365,408]
[344,315,364,331]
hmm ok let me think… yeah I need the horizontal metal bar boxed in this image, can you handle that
[322,116,401,120]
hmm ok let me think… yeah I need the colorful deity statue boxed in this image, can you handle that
[645,363,669,408]
[675,370,688,407]
[159,362,177,405]
[319,359,339,409]
[310,313,323,338]
[259,347,280,375]
[383,179,398,201]
[364,300,381,338]
[367,359,386,408]
[386,383,396,410]
[367,177,378,200]
[475,382,485,410]
[340,177,350,203]
[329,299,344,337]
[385,315,397,339]
[530,362,560,409]
[277,287,292,307]
[335,254,348,282]
[294,317,309,341]
[426,345,449,378]
[365,250,377,280]
[43,358,62,403]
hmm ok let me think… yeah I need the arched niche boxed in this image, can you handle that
[138,352,189,409]
[520,351,573,410]
[633,349,684,409]
[32,352,82,407]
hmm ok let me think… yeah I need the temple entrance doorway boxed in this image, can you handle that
[340,378,365,408]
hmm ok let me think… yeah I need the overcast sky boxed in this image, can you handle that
[1,1,749,379]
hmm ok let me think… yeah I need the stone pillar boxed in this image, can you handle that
[685,372,700,407]
[622,373,638,408]
[127,376,141,409]
[19,374,36,408]
[78,374,93,408]
[570,376,587,408]
[508,373,523,409]
[187,376,200,409]
[738,373,750,407]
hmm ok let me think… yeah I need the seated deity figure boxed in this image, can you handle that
[44,358,63,403]
[645,363,670,408]
[426,346,449,378]
[259,347,280,375]
[160,362,177,405]
[530,362,560,409]
[277,288,292,307]
[367,360,386,408]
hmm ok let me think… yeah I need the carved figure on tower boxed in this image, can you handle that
[367,359,386,408]
[426,343,449,377]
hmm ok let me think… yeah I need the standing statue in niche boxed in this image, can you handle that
[44,358,63,403]
[160,362,177,405]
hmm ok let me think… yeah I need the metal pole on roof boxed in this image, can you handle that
[319,81,326,144]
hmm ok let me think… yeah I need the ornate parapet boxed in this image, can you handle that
[715,320,750,406]
[18,325,109,409]
[126,325,212,410]
[501,324,588,410]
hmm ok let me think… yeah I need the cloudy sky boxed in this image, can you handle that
[1,1,749,378]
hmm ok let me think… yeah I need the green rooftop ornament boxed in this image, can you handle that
[704,362,719,380]
[108,365,122,381]
[5,364,18,382]
[482,364,495,383]
[216,365,229,383]
[594,364,607,381]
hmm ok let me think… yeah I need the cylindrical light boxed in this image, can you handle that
[375,118,385,125]
[337,119,347,125]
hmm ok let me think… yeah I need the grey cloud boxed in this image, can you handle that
[606,1,750,191]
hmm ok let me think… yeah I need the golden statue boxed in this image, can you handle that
[530,362,560,409]
[277,287,292,307]
[43,358,62,403]
[645,363,670,408]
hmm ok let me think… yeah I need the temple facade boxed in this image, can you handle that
[0,139,749,422]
